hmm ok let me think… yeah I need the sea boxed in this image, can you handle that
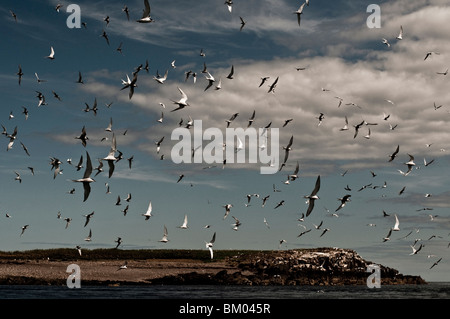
[0,283,448,317]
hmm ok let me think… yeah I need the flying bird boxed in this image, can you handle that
[170,87,189,112]
[137,0,154,23]
[396,25,403,40]
[45,46,55,60]
[178,214,189,229]
[103,133,117,178]
[267,77,279,93]
[304,175,321,217]
[142,201,153,220]
[159,225,169,243]
[72,151,95,202]
[205,232,216,259]
[293,2,306,26]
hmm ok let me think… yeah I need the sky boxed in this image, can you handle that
[0,0,449,282]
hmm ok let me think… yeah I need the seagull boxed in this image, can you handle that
[178,214,189,229]
[393,214,400,231]
[381,38,391,47]
[84,229,92,242]
[409,244,423,255]
[293,2,306,26]
[424,51,440,60]
[335,194,351,212]
[259,77,270,88]
[122,5,130,20]
[223,204,233,219]
[35,72,46,84]
[16,65,23,85]
[142,200,153,220]
[170,87,189,112]
[205,232,216,259]
[239,16,246,31]
[103,133,117,178]
[137,0,154,23]
[267,77,279,93]
[430,257,442,269]
[154,69,168,84]
[155,136,164,153]
[117,261,128,270]
[75,126,88,147]
[115,237,122,249]
[45,46,55,60]
[396,25,403,40]
[83,211,94,227]
[304,175,321,217]
[225,0,233,13]
[436,68,448,75]
[72,151,95,202]
[159,225,169,243]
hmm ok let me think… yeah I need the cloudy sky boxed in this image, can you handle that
[1,0,450,282]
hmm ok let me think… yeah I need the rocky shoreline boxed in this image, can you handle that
[0,248,426,286]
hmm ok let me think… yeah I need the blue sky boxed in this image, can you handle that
[1,0,450,282]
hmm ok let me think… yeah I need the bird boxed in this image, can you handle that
[293,2,306,26]
[430,258,442,269]
[226,65,234,79]
[122,5,130,20]
[34,72,46,84]
[75,126,88,147]
[247,110,256,127]
[84,229,92,242]
[20,225,29,237]
[401,154,416,176]
[159,225,169,243]
[64,217,72,229]
[121,72,138,99]
[335,195,351,212]
[381,38,391,47]
[388,145,400,162]
[304,175,321,217]
[393,214,400,231]
[396,25,403,40]
[339,116,349,131]
[155,136,164,153]
[103,133,117,178]
[72,151,95,202]
[154,69,168,84]
[259,77,270,87]
[281,135,294,166]
[137,0,154,23]
[101,29,110,45]
[223,204,233,219]
[353,120,365,138]
[382,228,392,242]
[14,171,22,183]
[83,211,94,227]
[76,71,84,84]
[225,0,233,13]
[142,201,153,220]
[263,217,270,229]
[16,65,23,85]
[436,68,448,75]
[45,46,55,59]
[239,16,246,31]
[114,237,123,249]
[117,261,128,270]
[170,87,190,112]
[178,214,189,229]
[274,200,285,209]
[409,244,423,255]
[433,102,443,110]
[205,232,216,259]
[267,77,279,93]
[424,51,440,60]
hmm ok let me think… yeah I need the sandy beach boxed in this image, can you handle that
[0,258,236,285]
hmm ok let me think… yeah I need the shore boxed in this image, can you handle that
[0,248,426,286]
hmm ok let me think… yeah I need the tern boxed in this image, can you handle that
[225,0,233,12]
[75,126,88,147]
[137,0,154,23]
[14,171,22,183]
[142,201,153,220]
[335,194,351,212]
[226,65,234,79]
[101,29,110,45]
[424,51,440,60]
[72,151,95,202]
[204,71,215,91]
[178,214,189,229]
[121,72,138,99]
[263,217,270,229]
[267,77,279,93]
[83,211,94,227]
[409,244,423,255]
[17,65,23,85]
[77,71,84,84]
[223,204,233,219]
[84,229,92,241]
[35,72,46,84]
[6,126,18,151]
[123,5,130,20]
[103,133,117,178]
[340,116,349,131]
[430,258,442,269]
[396,25,403,40]
[239,16,246,31]
[20,225,29,237]
[281,135,294,165]
[155,136,164,153]
[259,77,270,87]
[159,225,169,243]
[46,46,55,60]
[293,2,306,26]
[381,38,391,47]
[402,154,416,176]
[117,261,128,270]
[304,175,321,217]
[205,232,216,259]
[247,110,256,127]
[170,87,189,112]
[393,214,400,231]
[115,237,122,249]
[436,68,448,75]
[153,69,168,84]
[64,217,72,229]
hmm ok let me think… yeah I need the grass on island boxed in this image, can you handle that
[0,247,337,262]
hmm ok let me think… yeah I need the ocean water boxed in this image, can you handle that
[0,282,449,299]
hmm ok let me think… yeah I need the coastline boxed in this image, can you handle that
[0,248,426,286]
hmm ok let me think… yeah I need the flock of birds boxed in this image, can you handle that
[2,1,448,275]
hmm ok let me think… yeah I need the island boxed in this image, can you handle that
[0,247,426,286]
